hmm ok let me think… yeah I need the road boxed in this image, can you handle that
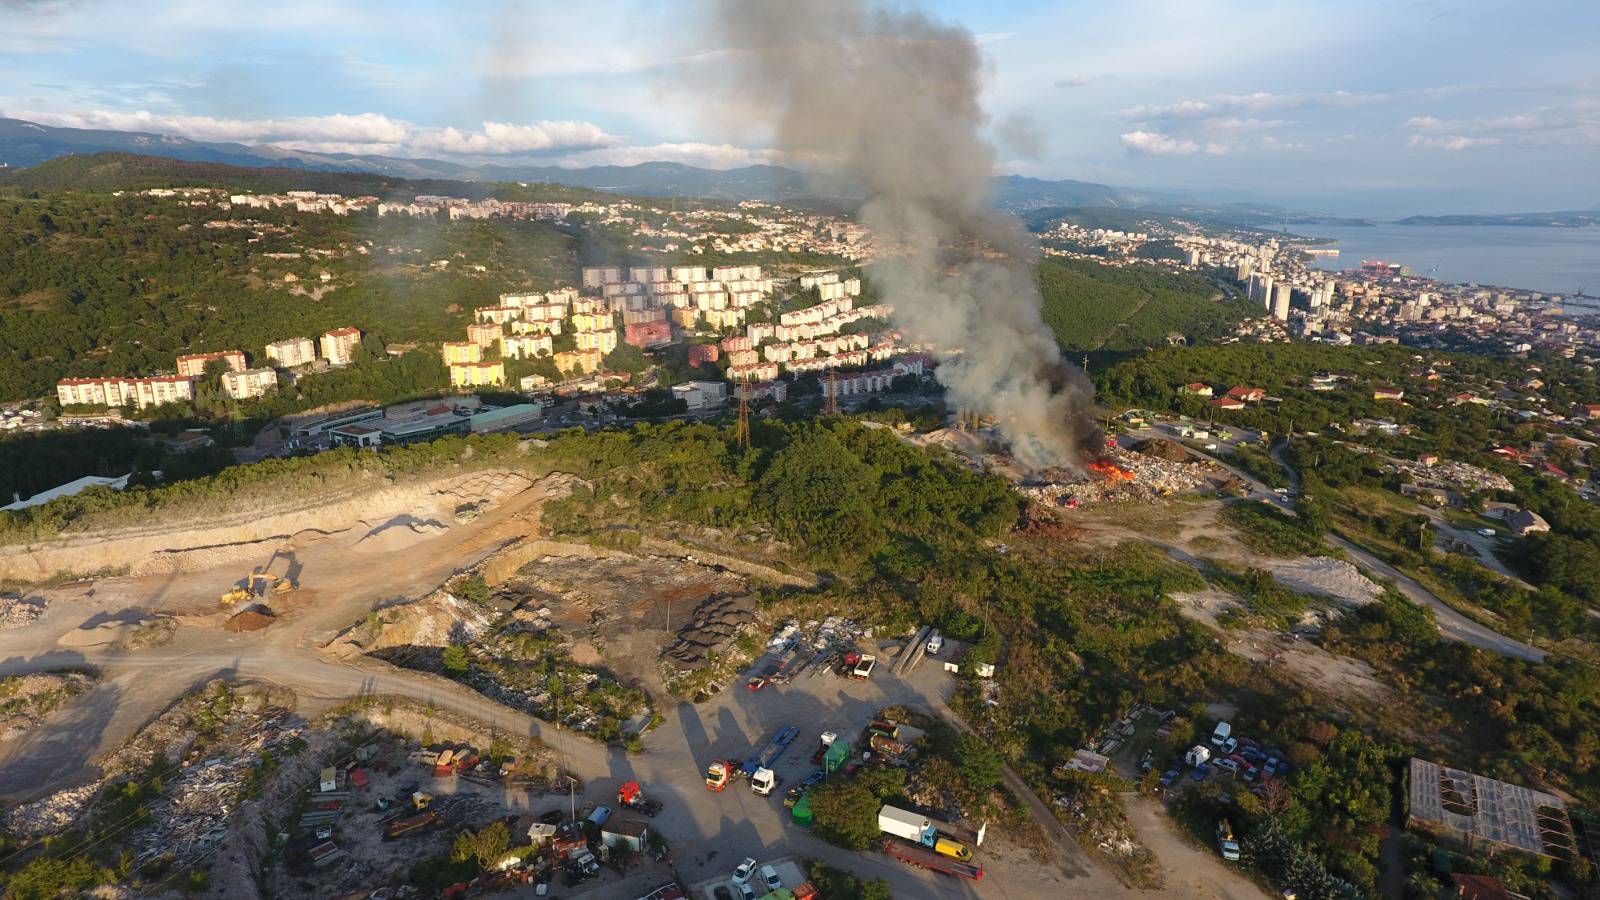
[1265,440,1545,663]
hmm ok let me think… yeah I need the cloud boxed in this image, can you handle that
[1407,134,1501,150]
[408,121,621,156]
[1121,90,1372,121]
[1120,131,1226,157]
[12,108,624,157]
[1054,75,1092,89]
[1404,102,1600,148]
[553,142,784,169]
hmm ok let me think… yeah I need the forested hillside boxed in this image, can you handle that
[0,187,576,401]
[1035,258,1255,352]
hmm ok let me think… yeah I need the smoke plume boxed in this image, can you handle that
[691,0,1100,469]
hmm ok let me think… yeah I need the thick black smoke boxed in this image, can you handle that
[688,0,1101,469]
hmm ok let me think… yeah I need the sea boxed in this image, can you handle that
[1285,223,1600,312]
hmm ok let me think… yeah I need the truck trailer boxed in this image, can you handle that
[878,805,937,847]
[882,839,984,880]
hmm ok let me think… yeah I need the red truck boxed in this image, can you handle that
[882,839,984,880]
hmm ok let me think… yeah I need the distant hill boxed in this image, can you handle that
[1395,211,1600,228]
[0,116,1161,207]
[0,152,619,203]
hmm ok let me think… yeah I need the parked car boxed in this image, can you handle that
[732,858,757,885]
[761,865,783,892]
[1242,764,1260,782]
[926,633,944,655]
[1159,768,1181,787]
[1478,528,1498,537]
[803,769,826,787]
[735,883,756,900]
[1219,737,1239,755]
[1214,757,1239,773]
[1191,764,1211,781]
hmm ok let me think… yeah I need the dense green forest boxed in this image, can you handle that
[1035,258,1255,353]
[0,188,576,400]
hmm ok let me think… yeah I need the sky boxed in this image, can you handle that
[1,0,1597,216]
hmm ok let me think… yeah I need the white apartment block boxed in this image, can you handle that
[56,376,196,410]
[222,368,278,401]
[176,350,246,378]
[265,337,316,368]
[501,334,554,359]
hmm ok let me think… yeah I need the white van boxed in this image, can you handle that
[926,632,944,655]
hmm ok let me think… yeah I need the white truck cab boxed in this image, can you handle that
[751,767,777,795]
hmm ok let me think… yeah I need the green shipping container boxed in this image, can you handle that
[792,793,813,828]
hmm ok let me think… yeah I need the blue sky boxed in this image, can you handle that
[2,0,1597,215]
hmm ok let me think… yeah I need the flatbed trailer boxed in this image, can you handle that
[740,725,800,777]
[882,838,984,880]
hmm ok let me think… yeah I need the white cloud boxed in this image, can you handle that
[554,142,784,170]
[1053,75,1092,89]
[1403,101,1600,149]
[1407,133,1501,151]
[1120,131,1227,157]
[1122,90,1371,121]
[12,108,624,158]
[409,121,621,156]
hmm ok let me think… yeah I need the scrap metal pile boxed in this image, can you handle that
[131,707,302,867]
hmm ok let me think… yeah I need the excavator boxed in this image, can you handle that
[221,549,300,605]
[220,571,296,605]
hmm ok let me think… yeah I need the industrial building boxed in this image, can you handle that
[1407,758,1576,859]
[469,403,542,433]
[328,406,471,448]
[670,380,728,411]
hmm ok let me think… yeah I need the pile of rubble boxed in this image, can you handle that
[131,705,303,867]
[0,595,45,629]
[4,781,101,838]
[1019,446,1214,507]
[664,594,757,669]
[0,671,95,743]
[1388,456,1514,493]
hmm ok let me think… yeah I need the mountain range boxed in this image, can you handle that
[0,116,1168,209]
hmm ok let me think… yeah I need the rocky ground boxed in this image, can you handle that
[0,671,95,744]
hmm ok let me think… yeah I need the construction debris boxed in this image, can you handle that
[0,595,46,629]
[4,782,101,838]
[666,595,758,669]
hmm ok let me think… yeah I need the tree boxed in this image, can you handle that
[450,820,510,870]
[806,779,883,850]
[442,643,469,675]
[954,732,1003,793]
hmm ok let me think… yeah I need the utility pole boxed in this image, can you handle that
[735,386,751,450]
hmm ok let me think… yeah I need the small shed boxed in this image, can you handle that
[600,817,650,852]
[791,793,813,828]
[319,766,337,793]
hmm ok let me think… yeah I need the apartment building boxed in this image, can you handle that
[467,322,502,347]
[319,327,362,366]
[449,361,506,388]
[475,305,523,325]
[501,334,553,360]
[222,368,278,401]
[176,350,246,378]
[554,349,603,375]
[624,320,672,349]
[265,337,316,368]
[442,342,482,365]
[574,329,619,355]
[57,376,196,410]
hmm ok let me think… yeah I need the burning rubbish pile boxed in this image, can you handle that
[1018,445,1216,507]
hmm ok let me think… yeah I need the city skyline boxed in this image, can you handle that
[1,0,1597,215]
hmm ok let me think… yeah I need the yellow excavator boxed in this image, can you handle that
[220,571,296,606]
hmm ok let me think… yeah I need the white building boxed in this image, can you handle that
[222,367,278,401]
[265,337,316,368]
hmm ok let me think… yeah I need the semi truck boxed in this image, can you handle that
[882,839,984,880]
[705,759,740,791]
[879,805,937,846]
[751,766,778,796]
